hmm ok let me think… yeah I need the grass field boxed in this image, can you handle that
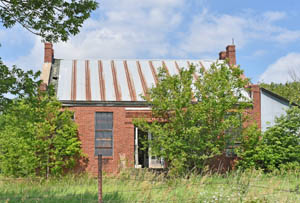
[0,169,300,202]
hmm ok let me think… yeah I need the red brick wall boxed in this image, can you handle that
[248,85,261,129]
[69,106,137,175]
[68,85,261,175]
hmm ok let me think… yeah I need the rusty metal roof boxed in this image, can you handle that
[56,59,220,102]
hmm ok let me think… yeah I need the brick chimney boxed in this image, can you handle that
[219,45,236,66]
[40,43,54,89]
[226,45,236,66]
[219,51,227,60]
[44,42,54,63]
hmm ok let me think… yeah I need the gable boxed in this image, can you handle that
[260,88,290,131]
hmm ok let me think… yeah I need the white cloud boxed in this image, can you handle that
[179,12,248,56]
[2,0,186,72]
[259,53,300,83]
[3,1,300,75]
[179,10,300,56]
[53,0,185,60]
[263,11,286,22]
[274,30,300,43]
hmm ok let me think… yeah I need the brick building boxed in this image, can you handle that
[40,43,280,175]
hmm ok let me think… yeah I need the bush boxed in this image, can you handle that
[0,94,83,177]
[134,62,251,176]
[237,106,300,171]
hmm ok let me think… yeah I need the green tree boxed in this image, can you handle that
[0,0,98,108]
[260,82,300,105]
[134,62,251,176]
[0,91,82,177]
[237,106,300,172]
[0,0,96,177]
[0,0,98,42]
[0,60,41,112]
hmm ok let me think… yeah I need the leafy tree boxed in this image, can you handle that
[0,0,98,108]
[0,0,98,42]
[134,62,251,176]
[0,90,82,177]
[237,106,300,172]
[260,82,300,105]
[0,60,41,112]
[0,0,95,177]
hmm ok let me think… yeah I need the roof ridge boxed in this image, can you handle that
[53,58,220,62]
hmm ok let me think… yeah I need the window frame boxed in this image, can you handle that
[224,112,242,157]
[94,112,114,157]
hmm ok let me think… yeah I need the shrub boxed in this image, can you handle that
[134,62,251,176]
[237,106,300,171]
[0,94,83,177]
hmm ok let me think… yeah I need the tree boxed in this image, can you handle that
[0,0,98,108]
[260,82,300,105]
[0,60,41,112]
[0,90,82,177]
[0,0,98,42]
[0,0,96,177]
[134,62,251,176]
[237,106,300,172]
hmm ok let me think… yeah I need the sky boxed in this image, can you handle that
[1,0,300,84]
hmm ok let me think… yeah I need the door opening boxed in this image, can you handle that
[134,127,164,169]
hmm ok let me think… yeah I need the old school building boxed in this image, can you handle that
[40,43,289,174]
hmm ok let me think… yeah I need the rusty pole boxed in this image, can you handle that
[98,154,103,203]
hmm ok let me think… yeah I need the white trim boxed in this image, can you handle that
[134,127,139,168]
[125,107,151,111]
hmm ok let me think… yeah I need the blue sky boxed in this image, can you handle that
[1,0,300,83]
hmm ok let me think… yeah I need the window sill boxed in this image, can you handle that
[94,156,113,160]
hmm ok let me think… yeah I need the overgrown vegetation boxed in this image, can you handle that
[0,0,94,178]
[0,170,299,202]
[0,61,82,177]
[0,89,82,177]
[237,106,300,172]
[134,62,251,176]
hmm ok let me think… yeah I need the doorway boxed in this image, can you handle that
[134,127,164,169]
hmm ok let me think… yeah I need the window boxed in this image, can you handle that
[95,112,113,156]
[225,113,242,157]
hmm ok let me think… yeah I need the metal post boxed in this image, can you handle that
[98,154,102,203]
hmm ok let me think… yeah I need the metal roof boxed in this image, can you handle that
[56,59,219,102]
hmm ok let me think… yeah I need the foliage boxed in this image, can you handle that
[0,0,92,178]
[134,62,251,176]
[260,82,300,105]
[0,90,82,177]
[237,106,300,172]
[0,0,98,42]
[0,59,41,112]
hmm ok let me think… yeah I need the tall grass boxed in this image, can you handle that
[0,169,299,202]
